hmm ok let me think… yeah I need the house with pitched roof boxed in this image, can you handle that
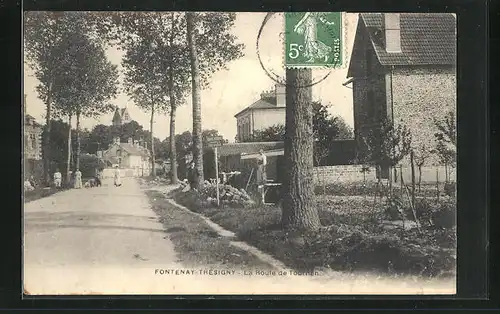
[234,84,286,142]
[344,13,456,173]
[112,106,131,126]
[102,137,151,176]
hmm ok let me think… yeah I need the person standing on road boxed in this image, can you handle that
[53,169,62,188]
[74,168,82,189]
[114,165,122,187]
[187,161,199,191]
[94,168,102,187]
[257,149,267,203]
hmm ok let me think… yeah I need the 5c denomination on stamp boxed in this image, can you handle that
[285,12,343,68]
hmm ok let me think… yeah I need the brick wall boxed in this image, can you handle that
[313,165,456,185]
[391,66,456,166]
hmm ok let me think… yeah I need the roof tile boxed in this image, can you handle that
[234,99,279,117]
[360,13,456,66]
[217,141,284,157]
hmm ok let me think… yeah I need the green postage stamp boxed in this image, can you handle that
[285,12,343,68]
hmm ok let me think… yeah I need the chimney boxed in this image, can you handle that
[275,84,286,107]
[384,13,401,53]
[128,137,133,145]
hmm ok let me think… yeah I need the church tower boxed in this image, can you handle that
[112,105,131,126]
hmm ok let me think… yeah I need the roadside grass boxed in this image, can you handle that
[172,188,456,278]
[145,190,273,270]
[24,187,67,203]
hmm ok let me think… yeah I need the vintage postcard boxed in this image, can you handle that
[23,12,457,295]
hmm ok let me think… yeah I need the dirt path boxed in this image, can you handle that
[23,177,185,294]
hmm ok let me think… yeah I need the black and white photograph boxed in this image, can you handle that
[23,12,457,295]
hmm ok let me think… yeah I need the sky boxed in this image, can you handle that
[23,12,359,143]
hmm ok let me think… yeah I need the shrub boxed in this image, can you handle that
[444,182,456,197]
[411,197,456,229]
[384,195,405,220]
[79,154,105,178]
[199,182,255,208]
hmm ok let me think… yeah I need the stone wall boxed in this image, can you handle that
[101,167,148,179]
[313,165,456,185]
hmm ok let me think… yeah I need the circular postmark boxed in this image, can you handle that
[255,12,338,89]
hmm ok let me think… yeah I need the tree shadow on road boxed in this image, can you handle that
[25,223,167,234]
[24,211,158,222]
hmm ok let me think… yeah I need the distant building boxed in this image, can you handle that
[23,94,44,181]
[112,106,131,126]
[24,114,43,160]
[345,13,456,172]
[102,137,151,176]
[234,84,286,142]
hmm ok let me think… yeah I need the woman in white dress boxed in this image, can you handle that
[53,169,62,188]
[293,12,335,63]
[114,165,122,187]
[74,169,82,189]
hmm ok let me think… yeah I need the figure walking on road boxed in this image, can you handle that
[74,169,82,189]
[187,161,199,191]
[53,169,62,188]
[257,149,267,204]
[94,168,102,187]
[114,165,122,187]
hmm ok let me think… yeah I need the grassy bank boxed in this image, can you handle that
[172,188,456,277]
[145,190,273,270]
[24,187,66,203]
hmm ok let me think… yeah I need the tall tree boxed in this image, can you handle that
[24,12,73,185]
[24,11,110,185]
[186,12,204,188]
[186,12,245,188]
[281,69,321,231]
[66,115,72,185]
[50,27,118,171]
[123,40,166,177]
[114,12,191,181]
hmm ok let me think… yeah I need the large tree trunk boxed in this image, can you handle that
[418,165,423,193]
[186,12,204,187]
[43,81,53,186]
[66,114,72,186]
[75,112,81,171]
[168,14,179,184]
[150,105,156,177]
[281,68,321,231]
[169,102,179,184]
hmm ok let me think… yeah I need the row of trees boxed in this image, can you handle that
[102,12,243,182]
[24,12,244,186]
[24,12,119,185]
